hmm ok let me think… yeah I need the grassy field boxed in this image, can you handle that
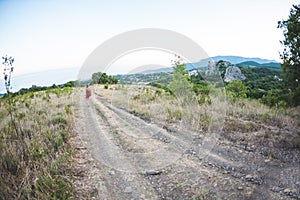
[1,84,299,199]
[94,84,300,151]
[0,87,75,199]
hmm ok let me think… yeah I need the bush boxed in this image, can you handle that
[260,89,292,108]
[104,83,109,89]
[51,115,67,126]
[226,80,248,100]
[150,82,173,95]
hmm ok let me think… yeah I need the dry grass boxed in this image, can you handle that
[94,84,213,133]
[0,87,75,199]
[93,84,299,149]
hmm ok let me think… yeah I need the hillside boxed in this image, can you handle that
[117,59,283,100]
[0,56,280,94]
[137,56,280,74]
[121,57,288,108]
[236,61,281,69]
[208,55,277,64]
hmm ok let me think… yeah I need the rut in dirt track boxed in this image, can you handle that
[75,94,160,199]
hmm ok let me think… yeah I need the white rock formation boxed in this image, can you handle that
[224,66,246,82]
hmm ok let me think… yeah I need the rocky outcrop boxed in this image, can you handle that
[217,60,233,68]
[204,61,219,76]
[224,65,246,82]
[204,60,246,82]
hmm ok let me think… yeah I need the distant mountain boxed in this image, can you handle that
[139,56,281,74]
[137,67,172,74]
[236,61,281,69]
[208,56,278,64]
[193,56,279,67]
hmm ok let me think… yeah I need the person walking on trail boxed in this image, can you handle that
[86,85,92,99]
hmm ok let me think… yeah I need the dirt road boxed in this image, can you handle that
[73,88,300,200]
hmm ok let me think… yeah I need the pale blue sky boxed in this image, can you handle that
[0,0,298,75]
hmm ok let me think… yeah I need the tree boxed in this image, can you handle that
[171,55,186,77]
[261,89,292,108]
[226,80,248,99]
[168,55,195,105]
[91,72,118,84]
[278,4,300,106]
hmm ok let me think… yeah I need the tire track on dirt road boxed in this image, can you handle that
[74,92,160,199]
[93,92,243,170]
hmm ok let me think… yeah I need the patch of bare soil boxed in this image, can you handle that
[72,136,110,199]
[72,87,300,200]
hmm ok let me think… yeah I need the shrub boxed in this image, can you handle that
[260,89,292,108]
[104,83,109,89]
[225,80,248,100]
[51,115,67,126]
[65,104,72,114]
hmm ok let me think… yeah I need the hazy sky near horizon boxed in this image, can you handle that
[0,0,298,76]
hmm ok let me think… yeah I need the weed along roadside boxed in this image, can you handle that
[0,87,76,199]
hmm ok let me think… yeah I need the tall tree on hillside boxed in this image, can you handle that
[91,72,118,84]
[169,55,195,105]
[278,4,300,106]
